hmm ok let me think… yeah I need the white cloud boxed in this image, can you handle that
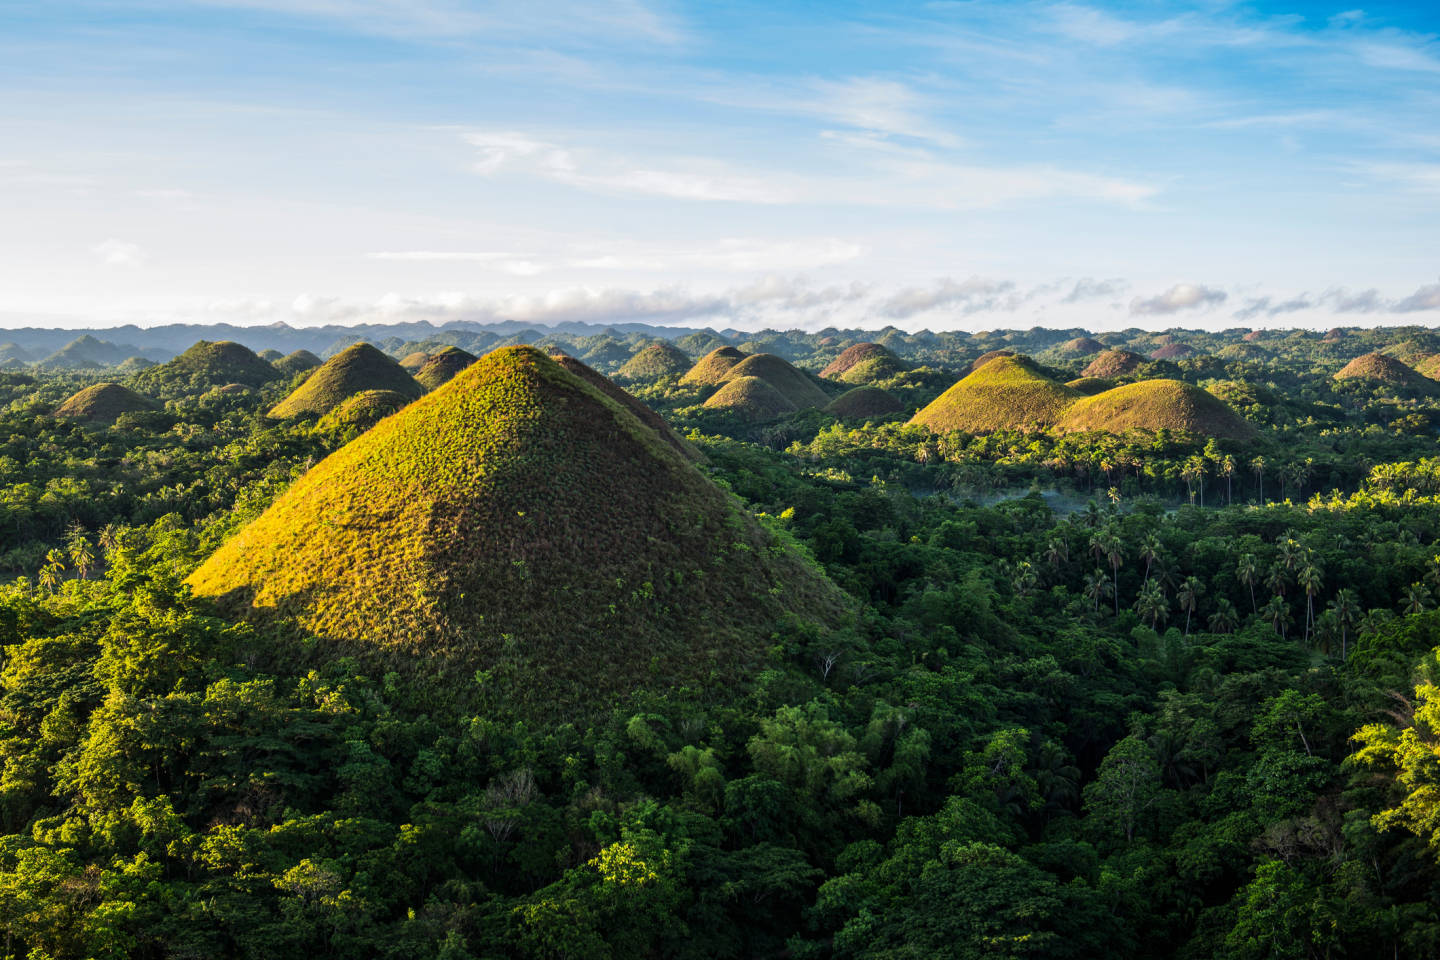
[1394,281,1440,313]
[369,237,863,275]
[1362,162,1440,193]
[1130,284,1227,316]
[880,277,1017,318]
[92,239,148,268]
[1062,277,1127,303]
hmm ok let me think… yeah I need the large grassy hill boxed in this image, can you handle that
[1082,349,1147,378]
[910,356,1080,433]
[617,341,691,381]
[825,386,903,419]
[1333,352,1435,393]
[189,346,847,716]
[1057,379,1256,439]
[132,340,279,396]
[269,343,422,418]
[53,383,158,422]
[549,352,702,461]
[820,343,907,383]
[682,346,747,385]
[704,376,799,420]
[415,346,479,391]
[722,354,830,408]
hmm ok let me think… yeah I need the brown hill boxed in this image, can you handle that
[617,341,691,381]
[188,346,846,716]
[970,349,1016,372]
[1082,349,1147,378]
[1333,352,1435,392]
[1150,343,1195,360]
[550,352,701,461]
[820,343,906,383]
[54,383,158,422]
[1061,337,1105,355]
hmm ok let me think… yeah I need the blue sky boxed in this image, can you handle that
[1,1,1437,330]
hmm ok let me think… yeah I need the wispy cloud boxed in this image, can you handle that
[1130,284,1226,316]
[369,237,864,274]
[880,277,1017,318]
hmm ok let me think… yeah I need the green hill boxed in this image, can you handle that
[820,343,906,383]
[40,335,133,370]
[53,382,158,422]
[133,340,279,395]
[1065,377,1113,396]
[0,343,31,368]
[274,349,323,377]
[1333,352,1435,393]
[910,356,1080,434]
[415,346,479,391]
[825,386,903,419]
[317,389,412,432]
[269,343,421,419]
[399,351,431,371]
[703,376,798,420]
[722,354,830,409]
[617,342,691,381]
[1057,380,1256,439]
[682,346,747,386]
[188,346,846,716]
[1217,343,1268,361]
[116,356,156,373]
[1082,349,1147,378]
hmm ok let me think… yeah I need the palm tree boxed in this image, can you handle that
[1265,564,1291,599]
[1044,537,1069,569]
[1220,454,1236,505]
[1012,561,1038,598]
[1178,576,1204,635]
[1404,582,1432,615]
[1236,553,1259,613]
[37,549,65,595]
[1208,597,1239,634]
[1262,595,1294,640]
[1083,569,1113,613]
[66,527,95,581]
[1251,455,1267,503]
[1135,580,1168,630]
[1139,534,1162,583]
[98,522,122,555]
[1102,531,1125,615]
[1297,560,1323,644]
[1328,589,1359,659]
[1276,538,1303,573]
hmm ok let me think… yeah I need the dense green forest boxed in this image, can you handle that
[4,323,1440,958]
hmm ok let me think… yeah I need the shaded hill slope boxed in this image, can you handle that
[269,343,422,418]
[189,346,847,716]
[1057,380,1255,439]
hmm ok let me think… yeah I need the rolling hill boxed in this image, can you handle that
[1082,349,1147,378]
[1333,352,1435,393]
[703,376,798,420]
[132,340,280,395]
[617,341,691,381]
[825,386,903,419]
[415,346,479,391]
[1056,380,1255,439]
[681,346,747,386]
[274,349,323,377]
[820,343,907,383]
[317,389,413,432]
[910,356,1080,433]
[53,383,158,422]
[188,346,847,716]
[269,343,422,419]
[721,354,830,409]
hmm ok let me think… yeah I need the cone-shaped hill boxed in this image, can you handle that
[188,347,847,716]
[1150,343,1195,360]
[269,343,422,419]
[1065,377,1113,396]
[1061,337,1104,355]
[274,349,323,377]
[682,346,747,386]
[54,383,158,422]
[704,376,798,420]
[820,343,907,384]
[1333,352,1435,393]
[1057,380,1255,439]
[399,351,431,372]
[415,346,479,391]
[722,354,830,409]
[970,349,1016,372]
[318,389,412,433]
[549,352,702,462]
[825,386,903,419]
[617,341,691,381]
[1218,343,1268,361]
[132,340,279,395]
[910,356,1080,434]
[1082,349,1147,378]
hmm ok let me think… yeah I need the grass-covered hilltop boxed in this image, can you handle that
[14,319,1440,958]
[191,346,846,715]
